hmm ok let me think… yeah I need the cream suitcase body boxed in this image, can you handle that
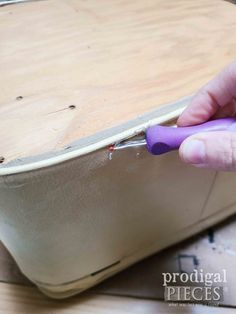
[0,0,236,298]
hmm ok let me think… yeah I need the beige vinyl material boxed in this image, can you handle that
[0,97,236,298]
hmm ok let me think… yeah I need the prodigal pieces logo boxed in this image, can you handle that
[162,269,226,305]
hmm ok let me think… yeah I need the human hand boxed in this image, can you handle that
[177,62,236,171]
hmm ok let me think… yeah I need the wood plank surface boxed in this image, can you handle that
[0,0,236,162]
[0,282,235,314]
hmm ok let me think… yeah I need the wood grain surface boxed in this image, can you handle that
[0,283,235,314]
[0,0,236,162]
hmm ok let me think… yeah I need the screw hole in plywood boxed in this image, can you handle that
[16,96,23,101]
[0,157,5,163]
[68,105,76,110]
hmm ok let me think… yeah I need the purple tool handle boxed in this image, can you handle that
[146,117,236,155]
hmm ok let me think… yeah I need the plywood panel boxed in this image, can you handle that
[0,0,236,162]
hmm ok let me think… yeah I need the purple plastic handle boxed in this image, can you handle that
[146,117,236,155]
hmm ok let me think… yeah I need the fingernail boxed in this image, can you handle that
[181,139,206,164]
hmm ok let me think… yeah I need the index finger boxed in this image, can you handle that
[177,62,236,126]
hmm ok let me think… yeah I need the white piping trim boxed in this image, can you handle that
[0,106,185,176]
[0,0,31,6]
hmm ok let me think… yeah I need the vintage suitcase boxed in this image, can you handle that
[0,0,236,298]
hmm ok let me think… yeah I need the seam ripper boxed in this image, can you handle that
[112,118,236,155]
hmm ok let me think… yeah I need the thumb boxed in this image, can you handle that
[179,131,236,171]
